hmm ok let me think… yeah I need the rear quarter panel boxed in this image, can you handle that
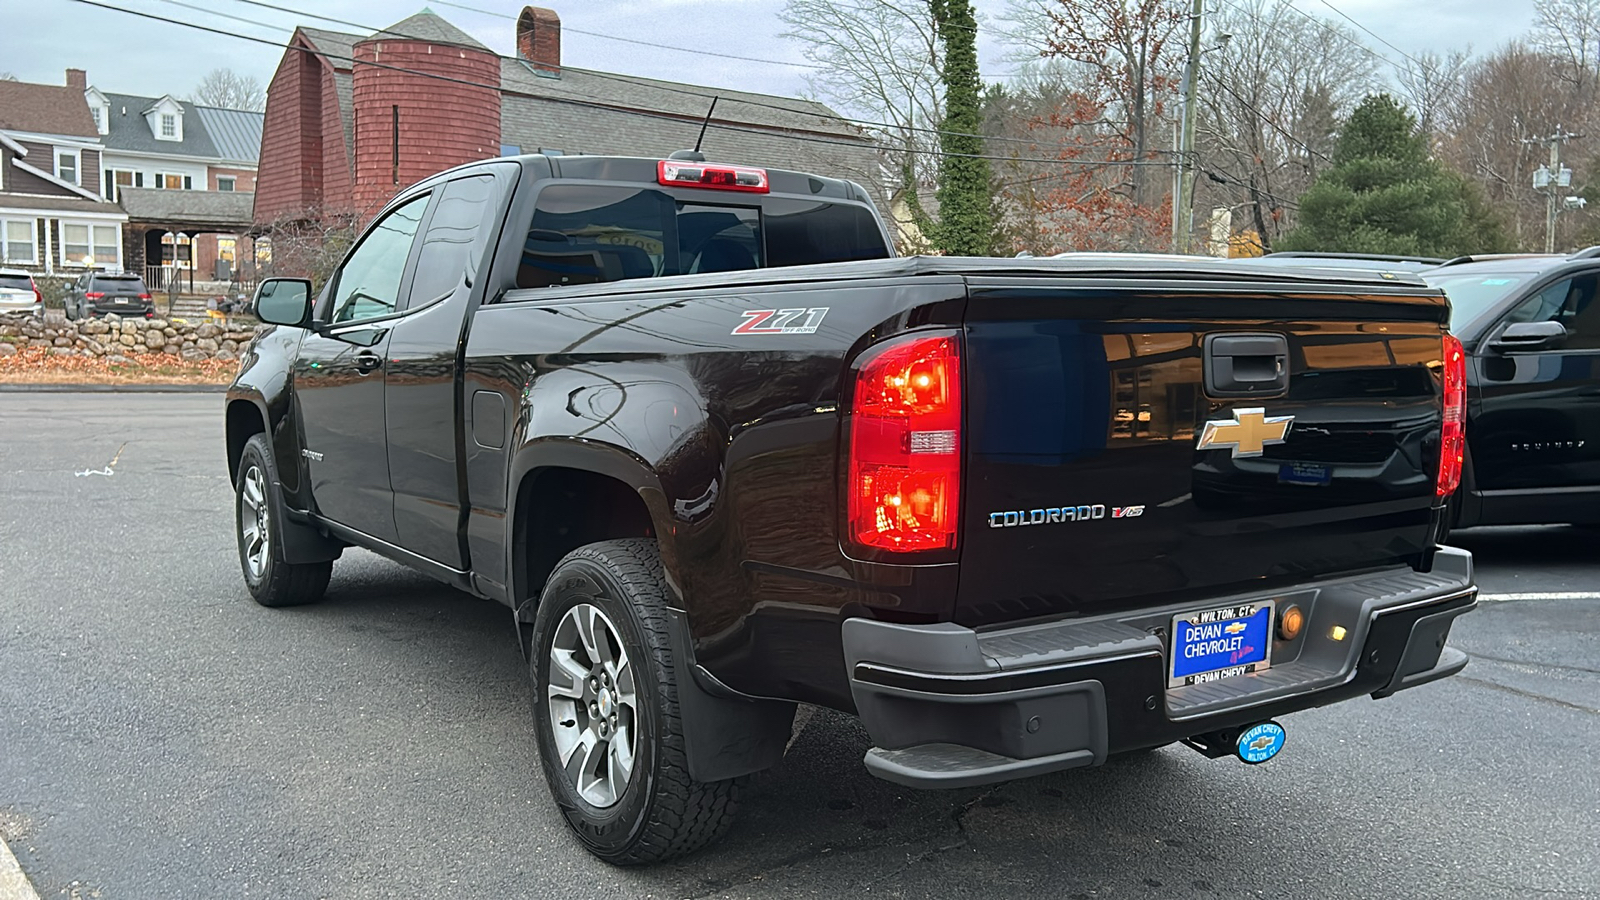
[463,277,965,707]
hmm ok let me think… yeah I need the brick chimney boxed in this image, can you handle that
[516,7,561,75]
[66,68,87,91]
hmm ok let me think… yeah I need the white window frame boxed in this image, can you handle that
[56,147,81,186]
[1,218,38,265]
[59,221,121,269]
[217,175,236,192]
[103,168,140,201]
[160,113,176,138]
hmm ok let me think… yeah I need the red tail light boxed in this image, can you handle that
[658,160,769,193]
[847,333,961,553]
[33,285,42,305]
[138,293,151,300]
[85,292,105,299]
[1437,334,1466,497]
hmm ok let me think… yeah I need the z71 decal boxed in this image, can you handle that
[732,307,829,335]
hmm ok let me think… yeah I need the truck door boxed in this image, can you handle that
[292,192,432,542]
[1473,269,1600,498]
[385,169,513,568]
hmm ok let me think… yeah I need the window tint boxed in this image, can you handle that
[681,204,760,274]
[330,194,429,323]
[764,198,889,267]
[93,275,147,293]
[1504,272,1600,349]
[519,186,674,288]
[0,275,32,290]
[514,184,889,290]
[407,174,498,310]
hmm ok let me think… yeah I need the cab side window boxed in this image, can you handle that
[406,174,498,310]
[1505,272,1600,350]
[330,194,430,324]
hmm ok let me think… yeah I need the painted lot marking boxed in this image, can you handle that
[0,836,41,900]
[1479,591,1600,602]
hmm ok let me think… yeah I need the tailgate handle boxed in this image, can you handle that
[1205,333,1289,397]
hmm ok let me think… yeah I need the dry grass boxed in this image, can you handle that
[0,345,235,386]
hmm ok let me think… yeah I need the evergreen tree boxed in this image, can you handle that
[1278,94,1508,256]
[929,0,999,255]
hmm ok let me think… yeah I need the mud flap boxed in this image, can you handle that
[666,608,797,782]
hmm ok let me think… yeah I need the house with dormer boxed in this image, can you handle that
[85,76,264,283]
[0,69,128,274]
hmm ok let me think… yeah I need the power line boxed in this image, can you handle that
[201,0,1183,161]
[74,0,1176,169]
[423,0,828,70]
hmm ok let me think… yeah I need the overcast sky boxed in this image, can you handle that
[7,0,1540,107]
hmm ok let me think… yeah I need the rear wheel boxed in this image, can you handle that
[235,433,331,607]
[530,539,740,864]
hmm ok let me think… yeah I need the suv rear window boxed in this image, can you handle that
[516,184,888,289]
[0,275,32,291]
[92,275,148,293]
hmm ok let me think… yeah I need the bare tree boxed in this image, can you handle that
[1191,0,1379,251]
[1397,48,1473,141]
[191,68,265,111]
[779,0,944,233]
[1534,0,1600,89]
[0,73,18,81]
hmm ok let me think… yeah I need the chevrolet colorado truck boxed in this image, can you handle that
[227,153,1478,864]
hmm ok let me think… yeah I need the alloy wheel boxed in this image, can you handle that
[239,464,270,579]
[546,602,639,809]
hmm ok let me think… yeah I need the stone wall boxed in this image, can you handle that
[0,313,256,363]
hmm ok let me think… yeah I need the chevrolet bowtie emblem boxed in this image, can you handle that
[1197,408,1294,458]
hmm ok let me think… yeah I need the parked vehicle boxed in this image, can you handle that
[1241,251,1446,272]
[66,272,153,320]
[1421,250,1600,529]
[226,153,1478,864]
[0,269,43,316]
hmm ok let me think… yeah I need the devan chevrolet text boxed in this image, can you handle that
[226,153,1479,864]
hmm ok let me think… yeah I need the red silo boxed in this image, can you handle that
[350,12,501,219]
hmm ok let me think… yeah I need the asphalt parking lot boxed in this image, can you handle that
[1,393,1596,899]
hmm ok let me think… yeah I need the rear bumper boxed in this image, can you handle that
[843,547,1477,789]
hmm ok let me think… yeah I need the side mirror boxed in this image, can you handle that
[1490,320,1568,352]
[253,278,314,328]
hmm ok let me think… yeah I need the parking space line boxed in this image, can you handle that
[1479,591,1600,602]
[0,836,41,900]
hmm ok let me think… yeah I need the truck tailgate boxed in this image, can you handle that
[957,278,1449,627]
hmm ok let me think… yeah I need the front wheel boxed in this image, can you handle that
[235,433,331,607]
[530,539,740,864]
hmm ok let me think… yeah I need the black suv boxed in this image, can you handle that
[1423,251,1600,529]
[66,272,154,320]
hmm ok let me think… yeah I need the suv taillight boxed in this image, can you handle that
[847,332,961,553]
[138,293,151,300]
[1437,334,1466,497]
[85,291,104,299]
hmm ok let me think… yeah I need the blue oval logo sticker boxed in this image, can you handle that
[1236,722,1286,764]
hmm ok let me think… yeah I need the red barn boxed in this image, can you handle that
[253,6,878,235]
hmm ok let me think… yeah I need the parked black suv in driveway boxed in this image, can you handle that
[1422,251,1600,529]
[66,272,154,319]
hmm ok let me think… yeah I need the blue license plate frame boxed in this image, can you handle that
[1168,601,1274,688]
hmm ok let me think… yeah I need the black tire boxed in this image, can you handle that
[235,433,331,607]
[530,539,740,865]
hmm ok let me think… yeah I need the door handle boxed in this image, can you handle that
[1204,332,1289,398]
[354,350,384,374]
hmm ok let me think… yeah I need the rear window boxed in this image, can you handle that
[93,275,148,293]
[515,183,888,289]
[0,275,32,291]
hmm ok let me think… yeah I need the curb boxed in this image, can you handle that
[0,383,227,393]
[0,836,41,900]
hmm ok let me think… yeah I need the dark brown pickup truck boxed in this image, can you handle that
[227,152,1477,863]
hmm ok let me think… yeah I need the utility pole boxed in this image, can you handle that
[1524,127,1582,253]
[1174,0,1205,254]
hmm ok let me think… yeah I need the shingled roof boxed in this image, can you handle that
[100,93,219,157]
[0,80,97,137]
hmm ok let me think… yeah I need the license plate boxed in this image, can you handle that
[1278,462,1331,486]
[1169,601,1273,688]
